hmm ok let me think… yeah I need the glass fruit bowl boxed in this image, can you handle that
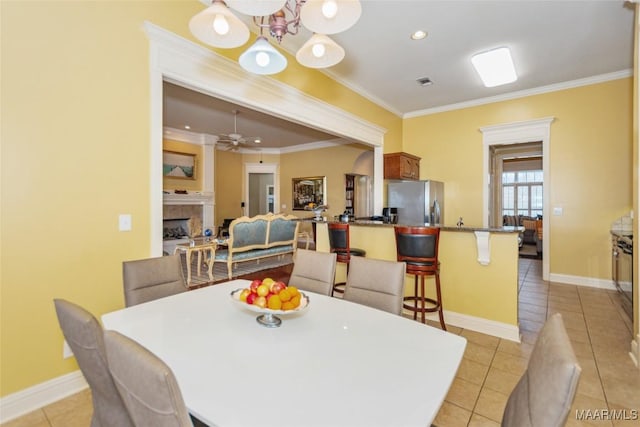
[230,288,310,328]
[304,204,328,220]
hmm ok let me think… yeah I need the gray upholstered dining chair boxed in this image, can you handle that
[122,254,188,307]
[104,330,194,427]
[288,249,337,296]
[343,256,406,315]
[501,313,582,427]
[53,299,134,427]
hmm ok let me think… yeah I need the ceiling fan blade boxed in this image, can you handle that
[215,110,261,146]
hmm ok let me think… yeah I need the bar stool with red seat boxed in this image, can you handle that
[328,222,366,296]
[394,226,446,330]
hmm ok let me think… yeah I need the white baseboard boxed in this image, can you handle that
[548,273,616,290]
[405,309,521,342]
[630,335,640,368]
[0,370,88,424]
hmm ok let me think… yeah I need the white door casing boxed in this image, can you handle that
[480,117,554,280]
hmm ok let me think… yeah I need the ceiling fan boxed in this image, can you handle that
[217,109,261,151]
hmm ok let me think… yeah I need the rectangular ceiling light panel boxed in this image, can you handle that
[471,47,517,88]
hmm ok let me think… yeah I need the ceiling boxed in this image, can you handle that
[163,0,635,150]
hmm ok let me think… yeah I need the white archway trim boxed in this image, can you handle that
[145,22,386,255]
[480,117,554,280]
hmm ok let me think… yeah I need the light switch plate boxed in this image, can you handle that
[553,207,563,216]
[119,214,132,231]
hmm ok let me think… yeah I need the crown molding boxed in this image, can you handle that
[405,69,633,118]
[163,127,218,145]
[163,126,347,154]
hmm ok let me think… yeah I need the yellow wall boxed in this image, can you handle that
[214,149,245,224]
[279,144,372,220]
[213,145,372,235]
[0,2,400,397]
[405,78,633,281]
[633,4,639,339]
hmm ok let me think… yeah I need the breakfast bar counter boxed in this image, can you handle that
[313,221,521,341]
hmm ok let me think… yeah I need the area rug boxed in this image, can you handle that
[178,253,293,287]
[519,243,541,260]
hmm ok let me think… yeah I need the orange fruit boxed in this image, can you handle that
[278,288,291,302]
[282,301,295,311]
[288,286,300,297]
[290,294,301,308]
[267,294,282,310]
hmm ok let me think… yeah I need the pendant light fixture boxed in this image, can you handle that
[239,36,288,75]
[189,0,250,48]
[299,0,361,34]
[296,33,344,68]
[189,0,362,75]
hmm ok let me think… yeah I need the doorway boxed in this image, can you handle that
[480,117,553,280]
[248,173,274,216]
[244,162,278,217]
[490,142,543,259]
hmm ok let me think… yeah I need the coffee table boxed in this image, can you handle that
[173,237,216,284]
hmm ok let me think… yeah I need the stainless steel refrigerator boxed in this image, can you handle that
[387,180,444,226]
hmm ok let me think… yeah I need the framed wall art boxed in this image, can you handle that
[292,176,326,210]
[163,150,196,180]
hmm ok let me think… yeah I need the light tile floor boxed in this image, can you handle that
[3,259,638,427]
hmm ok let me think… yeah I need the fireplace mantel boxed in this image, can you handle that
[163,191,214,205]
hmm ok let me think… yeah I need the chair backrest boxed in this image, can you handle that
[218,218,234,238]
[394,226,440,273]
[343,256,406,315]
[53,299,134,427]
[288,249,337,296]
[122,254,187,307]
[104,330,194,427]
[328,222,352,262]
[501,313,582,427]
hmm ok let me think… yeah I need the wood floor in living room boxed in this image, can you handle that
[4,259,638,427]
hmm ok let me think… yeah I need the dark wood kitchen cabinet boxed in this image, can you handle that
[384,152,421,180]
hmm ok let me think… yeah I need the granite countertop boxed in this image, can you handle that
[307,219,523,234]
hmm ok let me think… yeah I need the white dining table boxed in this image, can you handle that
[102,279,467,427]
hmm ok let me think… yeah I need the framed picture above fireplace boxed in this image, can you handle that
[163,150,196,180]
[292,176,326,210]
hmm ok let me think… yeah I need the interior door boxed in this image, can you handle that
[248,173,274,216]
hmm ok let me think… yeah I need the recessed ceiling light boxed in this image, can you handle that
[410,30,427,40]
[254,138,262,144]
[184,125,191,130]
[471,47,517,88]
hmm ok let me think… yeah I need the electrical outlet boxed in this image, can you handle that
[241,202,245,208]
[63,339,74,359]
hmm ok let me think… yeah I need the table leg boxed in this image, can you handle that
[186,250,193,285]
[206,248,214,281]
